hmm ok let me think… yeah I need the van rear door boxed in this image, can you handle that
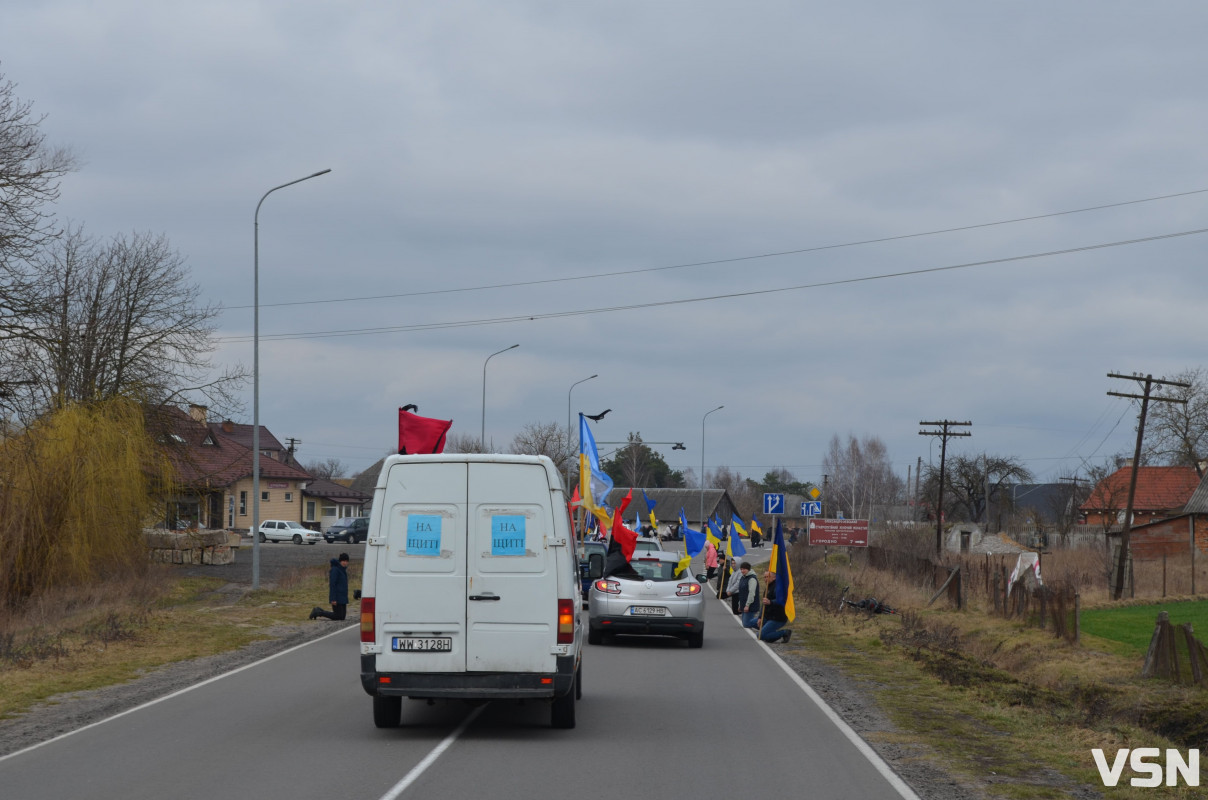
[376,460,467,675]
[465,461,556,674]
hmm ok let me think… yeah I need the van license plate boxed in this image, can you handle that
[630,606,667,616]
[392,637,452,652]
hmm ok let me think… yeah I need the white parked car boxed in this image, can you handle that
[258,519,320,545]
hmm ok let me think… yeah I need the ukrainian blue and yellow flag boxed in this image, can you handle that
[642,489,658,532]
[679,508,706,558]
[730,513,747,538]
[579,413,614,527]
[749,516,762,540]
[770,518,795,622]
[706,516,723,548]
[729,523,746,558]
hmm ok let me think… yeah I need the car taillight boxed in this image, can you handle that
[360,597,375,643]
[676,583,702,597]
[557,599,574,644]
[593,579,621,594]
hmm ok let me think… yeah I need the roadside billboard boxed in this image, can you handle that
[808,518,870,547]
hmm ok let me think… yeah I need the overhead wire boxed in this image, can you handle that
[219,223,1208,343]
[225,186,1208,311]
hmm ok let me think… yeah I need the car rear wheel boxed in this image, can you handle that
[292,534,302,545]
[373,695,402,728]
[687,631,704,649]
[587,628,603,645]
[258,532,266,543]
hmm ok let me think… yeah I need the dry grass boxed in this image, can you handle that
[786,549,1208,798]
[0,560,357,720]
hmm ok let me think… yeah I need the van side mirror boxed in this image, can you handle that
[353,589,362,600]
[587,552,605,580]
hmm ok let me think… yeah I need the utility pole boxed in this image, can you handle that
[1106,372,1189,600]
[915,456,922,522]
[919,420,972,558]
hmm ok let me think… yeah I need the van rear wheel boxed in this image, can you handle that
[551,676,576,729]
[373,695,402,728]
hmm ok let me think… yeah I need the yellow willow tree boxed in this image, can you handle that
[0,397,176,605]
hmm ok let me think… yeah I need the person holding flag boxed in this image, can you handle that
[758,519,795,643]
[749,515,763,548]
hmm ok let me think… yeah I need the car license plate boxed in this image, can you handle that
[630,606,667,616]
[392,636,452,652]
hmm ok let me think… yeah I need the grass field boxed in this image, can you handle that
[1080,599,1208,654]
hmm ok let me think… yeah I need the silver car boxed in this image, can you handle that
[587,551,705,648]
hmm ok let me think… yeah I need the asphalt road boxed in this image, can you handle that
[0,586,917,800]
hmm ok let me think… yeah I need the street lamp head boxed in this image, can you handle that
[673,443,686,450]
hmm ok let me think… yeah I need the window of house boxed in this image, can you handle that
[322,505,337,518]
[305,500,316,521]
[239,491,247,516]
[261,491,269,502]
[284,492,293,502]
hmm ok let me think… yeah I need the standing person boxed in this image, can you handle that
[704,540,719,580]
[759,570,791,643]
[737,562,761,628]
[310,553,350,621]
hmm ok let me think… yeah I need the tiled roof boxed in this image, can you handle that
[604,487,736,524]
[304,477,371,503]
[1081,466,1200,512]
[1181,471,1208,514]
[154,406,310,488]
[207,420,285,453]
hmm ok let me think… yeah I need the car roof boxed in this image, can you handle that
[632,551,682,564]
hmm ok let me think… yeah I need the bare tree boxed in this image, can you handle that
[0,228,245,420]
[922,453,1032,525]
[446,432,487,454]
[1144,367,1208,477]
[305,458,347,480]
[510,420,574,475]
[821,434,903,520]
[0,67,76,269]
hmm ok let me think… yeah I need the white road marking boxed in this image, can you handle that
[724,598,922,800]
[0,624,358,764]
[376,705,486,800]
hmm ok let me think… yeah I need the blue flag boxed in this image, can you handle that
[729,524,747,557]
[771,518,795,622]
[679,508,706,558]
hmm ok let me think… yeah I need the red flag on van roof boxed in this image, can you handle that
[398,408,453,454]
[610,489,638,562]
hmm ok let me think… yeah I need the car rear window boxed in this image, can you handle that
[629,559,680,581]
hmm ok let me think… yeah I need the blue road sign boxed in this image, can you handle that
[802,501,822,516]
[763,493,785,515]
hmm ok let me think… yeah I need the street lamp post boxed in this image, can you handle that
[700,405,724,526]
[481,344,519,450]
[252,168,330,591]
[566,374,598,487]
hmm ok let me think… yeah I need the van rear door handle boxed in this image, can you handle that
[469,593,500,601]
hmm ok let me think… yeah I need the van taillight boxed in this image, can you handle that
[557,599,574,644]
[360,597,376,643]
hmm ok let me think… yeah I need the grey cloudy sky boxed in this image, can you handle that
[5,2,1207,487]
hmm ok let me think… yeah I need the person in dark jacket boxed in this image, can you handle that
[758,570,791,643]
[737,563,761,628]
[310,553,349,620]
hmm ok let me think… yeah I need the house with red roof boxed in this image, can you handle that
[1079,464,1201,529]
[154,404,314,532]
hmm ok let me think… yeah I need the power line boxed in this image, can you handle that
[219,223,1208,343]
[224,186,1208,312]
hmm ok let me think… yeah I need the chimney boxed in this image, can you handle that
[188,404,208,424]
[222,419,234,433]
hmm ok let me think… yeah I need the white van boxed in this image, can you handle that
[357,454,584,729]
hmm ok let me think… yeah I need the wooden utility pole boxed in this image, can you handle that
[1106,372,1189,601]
[919,420,972,558]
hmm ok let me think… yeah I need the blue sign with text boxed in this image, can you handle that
[406,515,441,556]
[491,515,526,556]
